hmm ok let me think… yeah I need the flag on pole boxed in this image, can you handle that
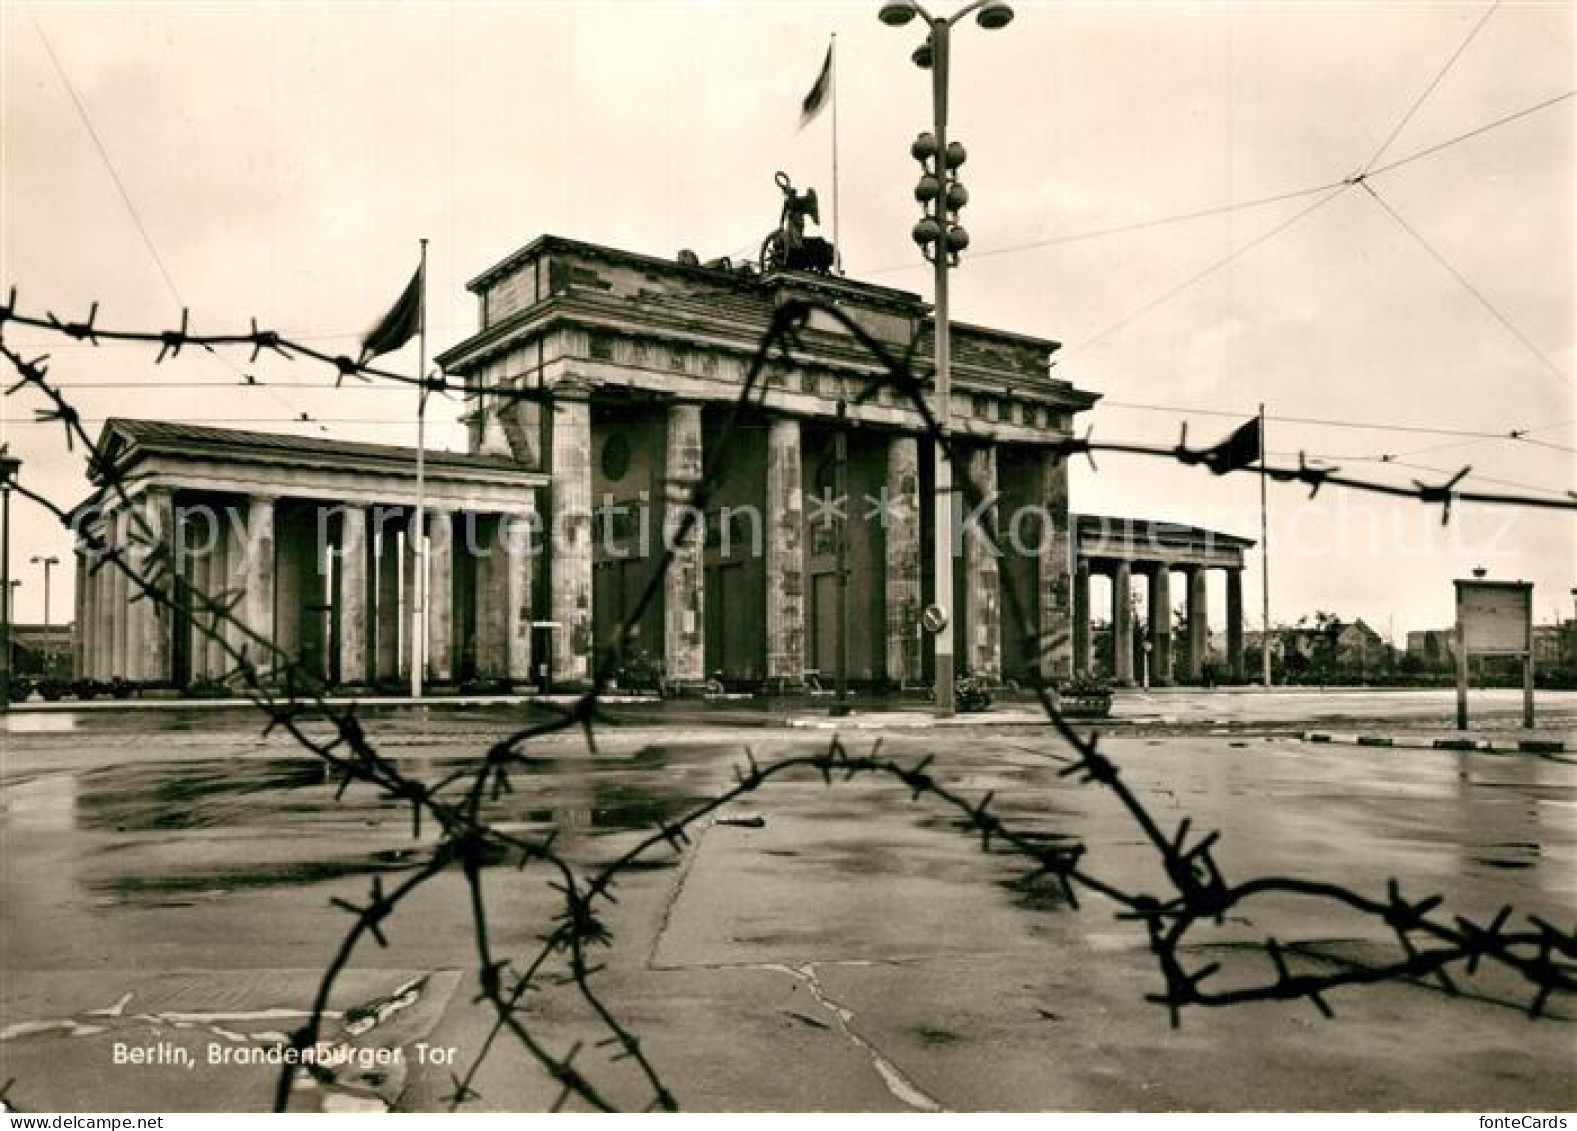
[359,264,422,363]
[1202,416,1263,474]
[799,45,833,129]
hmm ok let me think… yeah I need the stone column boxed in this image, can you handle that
[550,393,593,686]
[338,506,370,686]
[884,435,922,686]
[765,416,805,683]
[84,546,104,680]
[1112,559,1133,686]
[426,509,454,683]
[73,551,89,679]
[189,524,213,682]
[470,516,503,678]
[205,512,230,680]
[1186,565,1208,683]
[139,488,176,685]
[1037,451,1073,680]
[1072,559,1092,676]
[663,403,705,683]
[1148,565,1173,686]
[116,512,142,683]
[103,538,121,680]
[1226,567,1245,682]
[110,508,133,681]
[375,510,402,683]
[221,502,252,673]
[401,518,419,681]
[504,512,534,684]
[963,446,1001,681]
[125,581,150,686]
[241,496,276,675]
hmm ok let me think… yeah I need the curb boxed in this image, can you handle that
[787,710,1066,730]
[4,692,662,712]
[1300,731,1568,754]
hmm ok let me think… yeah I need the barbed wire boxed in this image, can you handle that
[1,293,1573,1114]
[3,292,1574,513]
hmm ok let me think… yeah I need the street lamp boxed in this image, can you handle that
[32,554,60,637]
[880,0,1013,717]
[0,452,19,709]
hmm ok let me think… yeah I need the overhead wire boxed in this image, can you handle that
[1267,449,1571,500]
[1097,398,1575,449]
[1367,89,1574,179]
[1072,184,1353,353]
[1359,0,1500,174]
[1059,17,1570,392]
[851,89,1571,279]
[858,180,1347,276]
[1357,180,1570,388]
[27,15,325,429]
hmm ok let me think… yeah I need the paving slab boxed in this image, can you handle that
[0,969,462,1112]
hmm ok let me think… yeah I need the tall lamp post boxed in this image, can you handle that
[32,554,60,668]
[0,453,19,709]
[879,0,1014,717]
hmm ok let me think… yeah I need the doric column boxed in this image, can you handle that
[765,416,805,682]
[73,551,89,679]
[1148,565,1173,686]
[103,539,121,680]
[375,511,401,683]
[240,496,276,675]
[1226,567,1245,682]
[337,506,369,686]
[138,488,176,685]
[105,509,127,681]
[1072,559,1092,676]
[221,501,251,675]
[84,542,104,680]
[504,512,534,684]
[550,393,593,685]
[963,445,1001,681]
[401,517,419,681]
[884,434,922,685]
[204,511,230,680]
[426,509,454,683]
[663,403,705,683]
[188,523,213,682]
[96,520,115,678]
[1037,451,1073,680]
[1112,559,1133,686]
[1186,565,1208,683]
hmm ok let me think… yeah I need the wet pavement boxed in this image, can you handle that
[2,692,1574,1110]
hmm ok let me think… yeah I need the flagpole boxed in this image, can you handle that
[831,33,842,275]
[411,238,428,701]
[1259,401,1271,688]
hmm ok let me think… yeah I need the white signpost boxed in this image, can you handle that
[1453,577,1535,730]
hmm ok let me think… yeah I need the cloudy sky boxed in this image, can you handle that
[2,1,1572,637]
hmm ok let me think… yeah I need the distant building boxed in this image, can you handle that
[1276,616,1387,678]
[1334,619,1386,671]
[1532,624,1566,669]
[10,623,74,679]
[1405,628,1455,671]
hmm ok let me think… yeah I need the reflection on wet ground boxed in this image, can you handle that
[3,727,1573,951]
[3,746,717,913]
[7,686,1575,739]
[4,707,1574,1114]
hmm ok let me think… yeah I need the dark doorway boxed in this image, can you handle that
[810,571,839,678]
